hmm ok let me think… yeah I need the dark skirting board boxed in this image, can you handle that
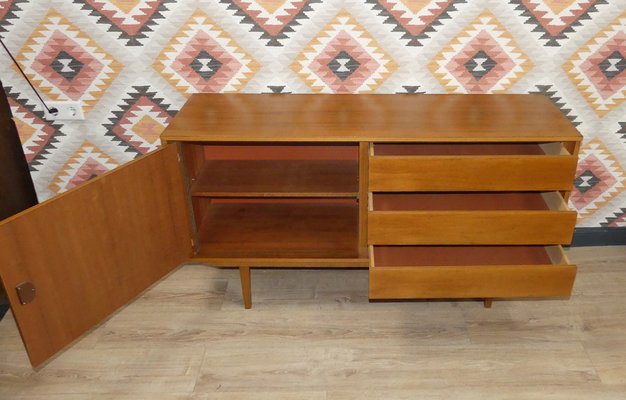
[571,228,626,246]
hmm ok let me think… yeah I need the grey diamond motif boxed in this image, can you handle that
[575,170,601,193]
[464,50,496,81]
[598,51,626,80]
[50,51,84,81]
[328,51,360,81]
[190,50,222,81]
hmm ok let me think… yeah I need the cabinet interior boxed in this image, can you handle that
[372,245,560,268]
[181,142,363,261]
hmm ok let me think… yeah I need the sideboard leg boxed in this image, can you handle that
[239,266,252,309]
[483,298,493,308]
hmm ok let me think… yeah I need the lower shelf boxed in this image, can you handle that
[369,245,576,299]
[195,201,364,266]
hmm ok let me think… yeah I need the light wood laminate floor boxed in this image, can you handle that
[0,246,625,399]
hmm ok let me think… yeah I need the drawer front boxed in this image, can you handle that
[368,210,577,245]
[369,246,577,299]
[369,155,578,191]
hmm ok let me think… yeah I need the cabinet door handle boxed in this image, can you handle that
[15,282,36,305]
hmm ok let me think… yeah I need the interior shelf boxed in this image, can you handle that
[372,245,558,267]
[196,202,360,259]
[190,160,359,197]
[373,142,560,156]
[371,192,564,212]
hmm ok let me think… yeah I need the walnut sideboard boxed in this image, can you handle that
[0,94,581,367]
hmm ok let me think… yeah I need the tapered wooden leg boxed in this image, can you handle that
[483,298,493,308]
[239,266,252,309]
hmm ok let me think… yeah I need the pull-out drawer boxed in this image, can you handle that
[369,143,578,191]
[369,245,576,299]
[368,192,576,245]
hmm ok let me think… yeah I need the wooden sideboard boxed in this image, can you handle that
[0,94,581,367]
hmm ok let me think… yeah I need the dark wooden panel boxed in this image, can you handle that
[0,82,38,220]
[0,145,192,367]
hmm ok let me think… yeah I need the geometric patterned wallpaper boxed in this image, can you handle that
[0,0,625,228]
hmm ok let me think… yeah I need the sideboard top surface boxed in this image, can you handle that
[161,94,582,143]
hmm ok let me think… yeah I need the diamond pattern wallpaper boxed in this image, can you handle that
[0,0,625,228]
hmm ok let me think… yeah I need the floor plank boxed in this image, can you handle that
[0,245,623,398]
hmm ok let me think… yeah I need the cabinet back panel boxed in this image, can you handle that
[203,143,358,160]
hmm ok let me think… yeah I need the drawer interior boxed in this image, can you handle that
[372,245,567,268]
[368,245,575,299]
[371,192,569,212]
[373,142,570,156]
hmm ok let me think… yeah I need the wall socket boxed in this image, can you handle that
[45,102,85,121]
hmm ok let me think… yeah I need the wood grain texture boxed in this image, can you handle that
[0,145,192,367]
[196,202,361,263]
[369,154,579,192]
[368,210,577,245]
[190,160,358,197]
[161,94,582,143]
[369,245,576,299]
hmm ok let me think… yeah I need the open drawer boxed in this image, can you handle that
[368,192,577,245]
[368,245,576,299]
[369,142,578,191]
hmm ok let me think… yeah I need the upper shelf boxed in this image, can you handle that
[190,159,359,198]
[161,94,582,143]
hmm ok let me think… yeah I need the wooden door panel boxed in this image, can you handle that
[0,145,192,367]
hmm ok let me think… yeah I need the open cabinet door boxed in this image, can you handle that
[0,145,193,368]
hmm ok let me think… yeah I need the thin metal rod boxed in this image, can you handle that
[0,36,56,114]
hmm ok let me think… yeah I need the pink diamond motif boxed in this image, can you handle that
[291,10,397,93]
[308,31,381,93]
[30,31,105,100]
[444,30,516,93]
[563,13,626,116]
[170,31,243,93]
[578,31,626,100]
[571,154,617,210]
[16,9,123,113]
[569,138,626,219]
[429,11,532,93]
[153,10,258,95]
